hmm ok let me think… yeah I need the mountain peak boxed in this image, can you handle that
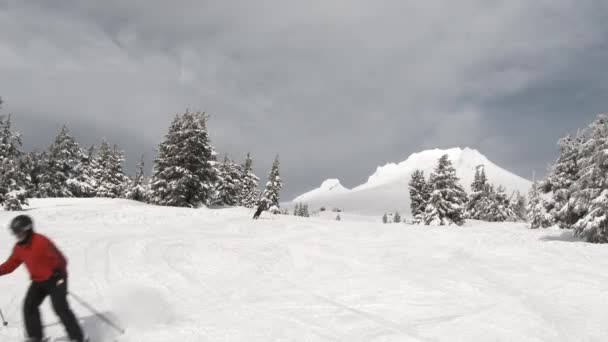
[290,147,531,215]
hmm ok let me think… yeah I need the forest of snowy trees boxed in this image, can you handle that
[0,98,281,213]
[407,155,528,226]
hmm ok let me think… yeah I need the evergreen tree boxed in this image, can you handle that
[0,115,30,210]
[257,155,282,213]
[466,165,491,220]
[471,165,488,192]
[336,213,341,221]
[510,191,528,222]
[67,145,98,198]
[239,153,260,208]
[95,139,128,198]
[38,125,84,198]
[571,115,608,242]
[527,181,546,229]
[393,212,402,223]
[484,185,517,222]
[409,170,429,224]
[382,213,388,224]
[21,151,45,198]
[125,155,149,202]
[544,135,584,228]
[423,154,468,226]
[150,111,220,208]
[302,204,310,217]
[215,155,242,206]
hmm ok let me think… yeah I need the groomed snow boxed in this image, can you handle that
[1,199,606,341]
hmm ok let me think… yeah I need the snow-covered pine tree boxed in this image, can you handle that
[543,135,584,229]
[239,153,260,208]
[150,111,220,208]
[423,154,468,226]
[409,170,429,224]
[510,191,527,222]
[95,139,128,198]
[571,115,608,242]
[0,115,30,210]
[302,204,310,217]
[382,213,388,224]
[485,185,517,222]
[125,155,149,202]
[394,212,402,223]
[215,155,242,206]
[527,181,546,229]
[67,145,98,198]
[471,165,488,192]
[38,125,84,198]
[466,165,491,220]
[257,155,282,214]
[20,151,45,198]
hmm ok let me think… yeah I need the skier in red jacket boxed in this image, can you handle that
[0,215,85,342]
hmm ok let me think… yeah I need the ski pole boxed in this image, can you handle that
[0,308,8,326]
[68,292,125,334]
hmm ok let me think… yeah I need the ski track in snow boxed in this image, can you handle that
[0,198,607,341]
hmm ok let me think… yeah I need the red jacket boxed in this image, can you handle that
[0,232,67,282]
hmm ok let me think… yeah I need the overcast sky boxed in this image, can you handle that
[1,1,607,199]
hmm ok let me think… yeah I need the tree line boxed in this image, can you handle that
[407,155,527,226]
[0,98,282,214]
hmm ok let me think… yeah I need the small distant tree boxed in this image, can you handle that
[336,213,341,221]
[382,213,388,224]
[393,212,402,223]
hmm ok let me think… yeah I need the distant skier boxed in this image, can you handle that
[252,198,268,220]
[0,215,85,342]
[252,205,265,219]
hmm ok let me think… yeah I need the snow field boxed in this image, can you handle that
[0,199,606,341]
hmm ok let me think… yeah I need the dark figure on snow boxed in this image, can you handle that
[0,215,85,342]
[252,205,264,219]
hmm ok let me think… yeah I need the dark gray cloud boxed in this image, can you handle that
[1,0,607,199]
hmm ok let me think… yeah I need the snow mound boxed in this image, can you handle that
[290,147,531,215]
[293,178,349,203]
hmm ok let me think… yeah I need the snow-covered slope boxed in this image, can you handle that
[1,199,607,341]
[293,179,349,203]
[290,147,532,216]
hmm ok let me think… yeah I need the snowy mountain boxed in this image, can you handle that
[291,147,532,216]
[293,179,349,203]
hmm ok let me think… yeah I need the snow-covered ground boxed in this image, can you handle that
[0,199,607,342]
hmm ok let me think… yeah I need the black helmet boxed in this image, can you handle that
[10,215,33,236]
